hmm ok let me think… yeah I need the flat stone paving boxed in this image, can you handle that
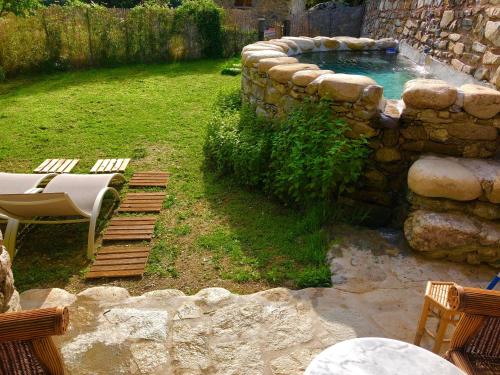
[20,225,494,375]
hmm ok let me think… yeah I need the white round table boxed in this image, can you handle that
[304,338,465,375]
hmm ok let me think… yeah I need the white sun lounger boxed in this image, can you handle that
[0,174,124,259]
[0,173,56,221]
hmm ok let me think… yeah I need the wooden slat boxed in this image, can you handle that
[90,159,103,173]
[34,159,79,174]
[103,234,152,240]
[118,159,130,172]
[105,159,116,172]
[34,159,51,172]
[89,264,145,271]
[86,270,144,279]
[96,253,149,260]
[129,172,168,187]
[94,258,147,266]
[98,246,149,254]
[97,159,109,173]
[118,192,165,213]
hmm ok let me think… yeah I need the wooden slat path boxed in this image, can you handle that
[34,159,79,174]
[129,172,168,188]
[118,192,166,213]
[90,158,130,174]
[85,245,150,279]
[103,217,156,241]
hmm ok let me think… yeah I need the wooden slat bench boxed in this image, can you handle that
[85,245,150,279]
[90,158,130,174]
[34,159,79,174]
[118,192,166,213]
[129,172,168,187]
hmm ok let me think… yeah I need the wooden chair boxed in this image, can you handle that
[445,284,500,375]
[414,281,461,353]
[0,306,69,375]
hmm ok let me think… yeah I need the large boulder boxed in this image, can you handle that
[318,74,378,102]
[460,84,500,119]
[281,37,315,52]
[402,79,457,109]
[292,69,334,87]
[243,50,287,67]
[242,44,285,53]
[268,63,320,84]
[0,232,17,313]
[257,57,299,74]
[408,156,482,201]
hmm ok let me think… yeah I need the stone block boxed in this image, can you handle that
[291,69,334,87]
[402,79,457,110]
[319,74,378,102]
[485,21,500,47]
[268,63,319,84]
[460,84,500,119]
[257,57,299,74]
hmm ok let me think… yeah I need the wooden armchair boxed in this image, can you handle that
[0,306,69,375]
[445,284,500,375]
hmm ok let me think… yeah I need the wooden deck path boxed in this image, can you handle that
[85,171,168,280]
[85,246,150,279]
[129,172,168,187]
[90,158,131,174]
[118,192,166,213]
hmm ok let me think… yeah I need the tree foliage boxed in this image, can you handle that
[0,0,41,16]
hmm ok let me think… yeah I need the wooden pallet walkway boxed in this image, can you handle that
[102,217,156,241]
[129,172,168,188]
[90,158,130,174]
[85,245,150,279]
[118,192,166,213]
[34,159,79,174]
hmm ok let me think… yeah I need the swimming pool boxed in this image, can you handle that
[297,50,433,99]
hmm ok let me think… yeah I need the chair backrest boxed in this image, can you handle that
[0,173,54,194]
[0,193,88,219]
[43,174,122,215]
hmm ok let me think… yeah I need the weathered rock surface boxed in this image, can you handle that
[243,50,288,67]
[268,63,320,84]
[402,79,457,110]
[0,232,18,313]
[291,69,334,87]
[318,74,377,102]
[460,84,500,119]
[408,156,482,201]
[404,210,500,264]
[257,57,299,74]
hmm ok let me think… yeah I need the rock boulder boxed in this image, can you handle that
[402,79,457,110]
[460,84,500,119]
[318,74,378,102]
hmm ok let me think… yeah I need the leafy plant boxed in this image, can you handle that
[269,99,370,203]
[205,93,371,205]
[0,0,40,17]
[0,66,5,82]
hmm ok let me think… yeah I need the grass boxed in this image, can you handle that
[0,59,332,295]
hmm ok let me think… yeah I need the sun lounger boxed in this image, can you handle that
[0,174,124,259]
[0,173,56,221]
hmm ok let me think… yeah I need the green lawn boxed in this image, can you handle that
[0,59,330,295]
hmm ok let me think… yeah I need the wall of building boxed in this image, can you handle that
[362,0,500,90]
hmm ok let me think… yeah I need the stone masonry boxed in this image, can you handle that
[241,36,500,264]
[362,0,500,90]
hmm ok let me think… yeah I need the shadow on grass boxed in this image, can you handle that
[0,59,228,98]
[200,169,332,289]
[11,223,90,292]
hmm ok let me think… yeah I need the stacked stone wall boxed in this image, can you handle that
[361,0,500,89]
[242,37,500,210]
[0,231,19,313]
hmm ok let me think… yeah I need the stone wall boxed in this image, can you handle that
[361,0,500,90]
[241,36,500,264]
[0,231,19,313]
[241,37,500,209]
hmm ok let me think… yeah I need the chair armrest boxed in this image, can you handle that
[0,306,69,343]
[448,284,500,317]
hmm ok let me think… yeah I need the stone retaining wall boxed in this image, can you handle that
[361,0,500,90]
[241,37,500,209]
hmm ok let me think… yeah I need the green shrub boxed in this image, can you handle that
[176,0,223,58]
[0,66,5,82]
[205,92,371,205]
[269,99,370,203]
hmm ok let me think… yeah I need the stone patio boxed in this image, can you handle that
[19,225,494,375]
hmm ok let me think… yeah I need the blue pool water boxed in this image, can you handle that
[298,51,433,99]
